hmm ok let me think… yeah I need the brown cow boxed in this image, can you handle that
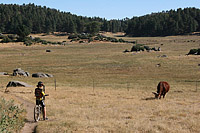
[152,81,170,99]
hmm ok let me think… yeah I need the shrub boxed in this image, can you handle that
[111,38,118,42]
[144,46,150,51]
[78,34,89,39]
[94,37,100,40]
[88,37,93,43]
[197,48,200,55]
[41,40,48,45]
[1,36,12,43]
[57,42,62,45]
[131,46,139,52]
[188,49,198,55]
[68,34,78,39]
[33,37,42,43]
[79,41,84,43]
[8,35,17,40]
[131,44,145,52]
[119,38,125,43]
[24,40,32,46]
[52,42,57,45]
[0,98,25,132]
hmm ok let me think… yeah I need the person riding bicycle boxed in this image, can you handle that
[35,81,48,120]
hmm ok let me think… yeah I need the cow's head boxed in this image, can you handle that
[152,92,159,99]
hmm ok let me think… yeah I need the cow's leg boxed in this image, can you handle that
[157,82,162,99]
[163,93,166,98]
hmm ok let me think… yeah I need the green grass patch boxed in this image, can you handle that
[0,98,25,133]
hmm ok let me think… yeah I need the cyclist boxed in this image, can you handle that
[35,81,48,120]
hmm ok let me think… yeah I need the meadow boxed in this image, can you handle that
[0,33,200,132]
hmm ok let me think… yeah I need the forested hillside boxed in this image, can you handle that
[0,4,200,37]
[0,3,127,34]
[126,8,200,36]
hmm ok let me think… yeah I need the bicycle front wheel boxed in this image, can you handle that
[34,105,40,122]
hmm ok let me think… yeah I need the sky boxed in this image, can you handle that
[1,0,200,20]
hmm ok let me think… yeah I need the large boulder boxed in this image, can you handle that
[6,81,32,88]
[13,68,30,77]
[32,72,53,78]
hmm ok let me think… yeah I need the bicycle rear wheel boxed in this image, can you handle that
[34,105,40,122]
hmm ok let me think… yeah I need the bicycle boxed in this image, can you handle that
[34,104,42,122]
[34,94,49,122]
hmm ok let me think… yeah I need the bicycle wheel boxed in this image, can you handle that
[34,105,40,122]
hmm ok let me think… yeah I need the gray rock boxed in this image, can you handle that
[13,68,30,77]
[46,50,51,52]
[0,72,8,75]
[6,81,32,88]
[32,72,53,78]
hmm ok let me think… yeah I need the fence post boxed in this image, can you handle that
[127,82,130,91]
[93,79,95,93]
[55,79,56,91]
[196,80,198,92]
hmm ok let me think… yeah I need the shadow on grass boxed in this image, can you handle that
[33,125,38,133]
[142,97,157,101]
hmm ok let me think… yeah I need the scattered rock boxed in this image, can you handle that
[6,81,32,88]
[32,72,53,78]
[0,72,8,75]
[13,68,30,77]
[156,64,161,67]
[158,55,168,58]
[46,50,51,52]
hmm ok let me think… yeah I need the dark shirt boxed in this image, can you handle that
[35,88,45,101]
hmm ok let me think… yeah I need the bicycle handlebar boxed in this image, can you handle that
[45,94,49,96]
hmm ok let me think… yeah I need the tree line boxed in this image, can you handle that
[0,3,127,35]
[0,4,199,37]
[126,8,200,36]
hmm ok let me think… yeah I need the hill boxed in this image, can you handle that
[126,8,200,36]
[0,3,127,34]
[0,4,200,37]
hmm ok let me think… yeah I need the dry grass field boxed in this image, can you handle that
[0,33,200,132]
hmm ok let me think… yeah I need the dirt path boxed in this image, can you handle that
[15,95,37,133]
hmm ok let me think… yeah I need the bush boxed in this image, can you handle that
[111,38,118,42]
[144,46,150,51]
[68,34,78,39]
[41,40,48,45]
[78,34,89,39]
[131,44,145,52]
[24,40,32,46]
[119,38,125,43]
[94,36,100,40]
[197,49,200,55]
[1,36,12,43]
[188,49,198,55]
[8,35,17,40]
[88,37,93,43]
[0,98,25,132]
[57,42,62,45]
[79,41,84,43]
[33,37,42,43]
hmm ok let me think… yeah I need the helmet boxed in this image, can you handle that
[37,81,44,87]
